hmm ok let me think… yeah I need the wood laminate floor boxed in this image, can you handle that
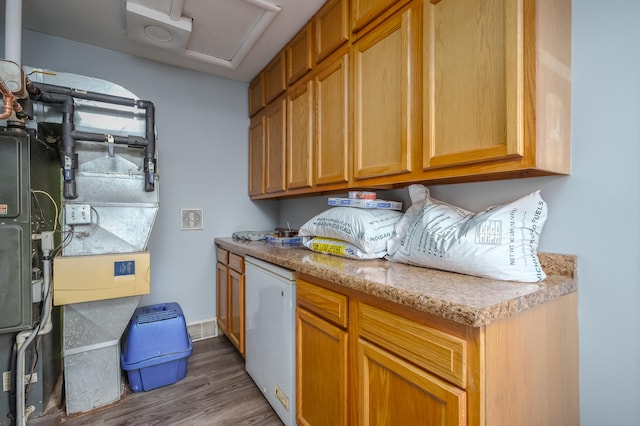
[28,336,283,426]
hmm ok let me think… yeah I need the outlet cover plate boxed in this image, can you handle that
[181,208,203,230]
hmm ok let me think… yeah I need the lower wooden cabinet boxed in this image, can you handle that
[296,307,348,426]
[216,260,228,334]
[358,339,466,425]
[216,247,245,356]
[296,274,579,426]
[227,265,244,354]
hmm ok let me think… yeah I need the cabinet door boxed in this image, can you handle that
[316,51,349,186]
[249,113,265,196]
[358,339,466,426]
[265,51,287,103]
[265,96,287,194]
[287,23,313,85]
[352,4,421,181]
[423,0,522,170]
[351,0,410,33]
[216,262,228,334]
[228,268,245,356]
[248,73,265,117]
[287,79,314,190]
[315,0,349,63]
[296,307,349,426]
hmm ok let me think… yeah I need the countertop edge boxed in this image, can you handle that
[215,237,577,328]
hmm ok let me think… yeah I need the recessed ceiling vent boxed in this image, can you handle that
[126,1,193,51]
[125,0,281,70]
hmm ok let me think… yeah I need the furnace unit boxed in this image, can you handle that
[0,127,62,425]
[0,60,159,424]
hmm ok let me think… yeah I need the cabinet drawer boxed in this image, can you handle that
[297,279,348,328]
[357,302,467,388]
[217,247,228,264]
[228,253,244,273]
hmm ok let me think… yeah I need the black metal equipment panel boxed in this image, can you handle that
[0,134,32,333]
[0,225,26,329]
[0,135,21,218]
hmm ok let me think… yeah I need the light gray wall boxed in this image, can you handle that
[7,30,280,322]
[2,0,638,423]
[280,1,640,424]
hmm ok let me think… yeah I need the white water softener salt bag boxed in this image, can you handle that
[304,237,387,259]
[299,207,403,255]
[386,185,547,282]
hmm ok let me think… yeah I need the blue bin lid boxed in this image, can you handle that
[122,302,191,365]
[121,337,193,371]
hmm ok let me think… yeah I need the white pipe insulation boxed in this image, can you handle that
[15,232,54,426]
[4,0,22,66]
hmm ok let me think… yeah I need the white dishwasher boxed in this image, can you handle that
[244,256,296,426]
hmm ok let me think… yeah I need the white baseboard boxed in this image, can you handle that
[186,318,218,342]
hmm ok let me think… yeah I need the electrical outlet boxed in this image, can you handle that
[25,373,37,384]
[274,385,289,411]
[2,371,11,392]
[65,204,91,225]
[2,371,37,392]
[181,209,203,230]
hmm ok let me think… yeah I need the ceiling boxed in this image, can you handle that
[13,0,326,82]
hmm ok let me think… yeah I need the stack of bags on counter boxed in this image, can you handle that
[300,185,549,283]
[299,191,403,260]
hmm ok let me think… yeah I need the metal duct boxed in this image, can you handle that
[25,69,159,256]
[26,80,157,199]
[4,0,22,66]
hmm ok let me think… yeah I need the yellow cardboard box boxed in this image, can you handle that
[53,251,150,305]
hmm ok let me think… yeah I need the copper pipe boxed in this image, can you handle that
[0,77,16,119]
[12,98,23,114]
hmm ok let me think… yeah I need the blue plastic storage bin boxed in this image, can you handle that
[121,302,193,392]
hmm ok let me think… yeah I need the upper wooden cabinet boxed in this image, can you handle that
[314,0,350,63]
[251,48,350,200]
[286,50,351,196]
[351,0,411,33]
[248,73,265,117]
[248,114,265,196]
[248,0,571,199]
[422,0,571,180]
[351,2,421,182]
[265,50,287,103]
[287,78,314,190]
[287,23,314,86]
[265,95,287,194]
[315,49,350,187]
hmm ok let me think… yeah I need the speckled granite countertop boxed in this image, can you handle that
[214,237,577,327]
